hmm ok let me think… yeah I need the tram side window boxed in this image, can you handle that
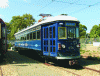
[33,32,36,39]
[27,33,30,40]
[30,32,33,40]
[58,27,66,39]
[25,35,27,40]
[53,27,55,38]
[21,35,24,40]
[46,28,48,38]
[50,27,52,38]
[43,28,45,38]
[37,30,41,39]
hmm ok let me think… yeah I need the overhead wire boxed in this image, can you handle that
[52,0,100,15]
[69,1,100,15]
[33,1,54,16]
[25,0,100,18]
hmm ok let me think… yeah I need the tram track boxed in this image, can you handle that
[44,62,100,76]
[44,62,81,76]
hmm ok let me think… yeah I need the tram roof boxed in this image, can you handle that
[14,15,79,35]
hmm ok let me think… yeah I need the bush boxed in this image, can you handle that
[8,43,13,49]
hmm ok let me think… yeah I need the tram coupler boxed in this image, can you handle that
[69,60,78,66]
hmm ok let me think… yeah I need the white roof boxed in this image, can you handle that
[14,15,79,35]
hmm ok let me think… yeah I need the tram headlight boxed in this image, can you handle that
[77,43,80,48]
[62,44,65,48]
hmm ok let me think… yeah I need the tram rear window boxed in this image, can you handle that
[58,27,66,39]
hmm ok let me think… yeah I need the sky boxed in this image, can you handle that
[0,0,100,33]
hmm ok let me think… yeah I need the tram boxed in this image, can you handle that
[14,14,80,65]
[0,18,7,58]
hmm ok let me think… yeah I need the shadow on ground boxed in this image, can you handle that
[0,50,100,70]
[0,50,43,65]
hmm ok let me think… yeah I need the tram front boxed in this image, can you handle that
[57,21,80,65]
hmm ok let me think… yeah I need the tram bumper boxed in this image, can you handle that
[56,55,81,59]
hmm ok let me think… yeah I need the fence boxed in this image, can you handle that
[80,38,100,51]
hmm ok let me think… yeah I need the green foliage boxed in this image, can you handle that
[80,50,85,54]
[5,13,36,40]
[90,25,100,38]
[79,24,87,38]
[8,43,12,49]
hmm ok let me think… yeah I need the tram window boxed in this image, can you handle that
[37,30,40,39]
[27,34,30,40]
[53,40,55,45]
[50,40,52,45]
[58,27,66,39]
[68,27,75,38]
[30,32,33,40]
[25,36,26,40]
[76,27,79,38]
[44,41,46,45]
[24,34,27,40]
[46,28,48,38]
[50,27,52,38]
[50,47,52,52]
[21,37,23,40]
[53,47,55,52]
[43,28,45,38]
[44,47,46,51]
[47,47,48,52]
[53,27,55,38]
[33,32,36,39]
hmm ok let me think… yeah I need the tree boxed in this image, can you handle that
[90,25,99,38]
[5,22,10,40]
[7,13,36,40]
[79,24,87,38]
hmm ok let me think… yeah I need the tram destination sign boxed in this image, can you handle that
[65,22,76,26]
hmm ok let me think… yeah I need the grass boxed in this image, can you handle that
[86,50,90,52]
[89,53,91,56]
[80,50,85,54]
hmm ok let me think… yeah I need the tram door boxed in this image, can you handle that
[43,24,56,57]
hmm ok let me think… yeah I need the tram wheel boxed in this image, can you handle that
[45,58,48,63]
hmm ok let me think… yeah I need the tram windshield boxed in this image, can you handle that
[58,27,79,39]
[68,27,75,38]
[58,27,66,39]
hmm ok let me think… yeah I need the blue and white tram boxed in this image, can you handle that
[14,15,80,65]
